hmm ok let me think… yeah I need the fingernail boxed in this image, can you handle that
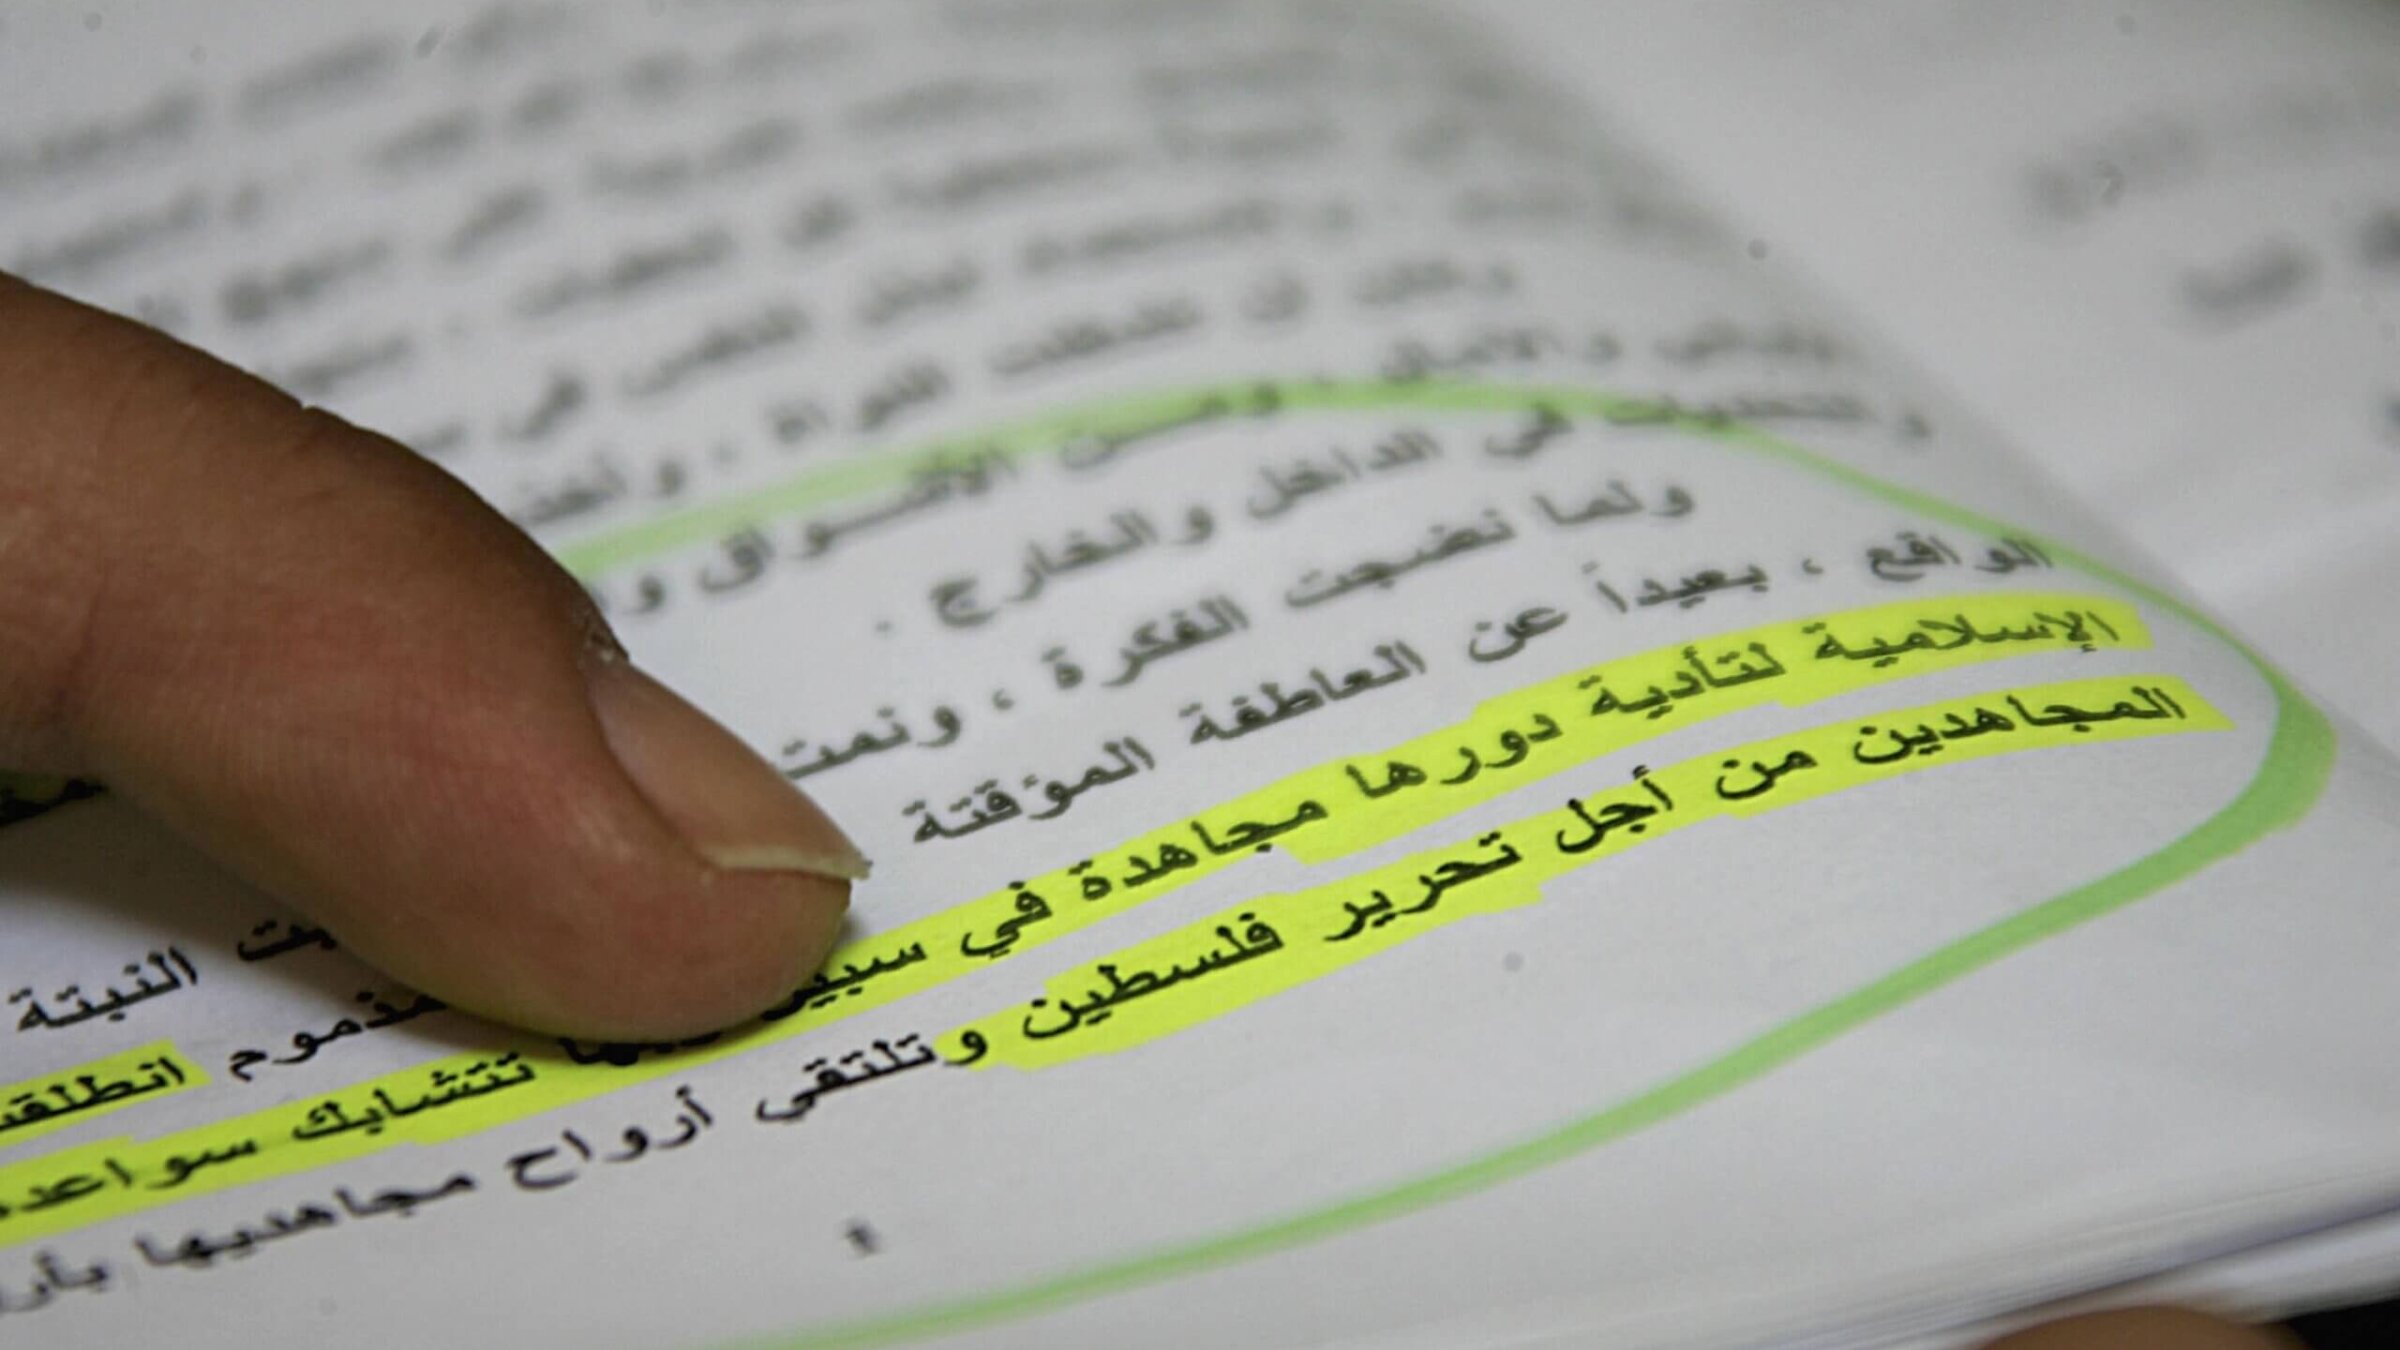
[586,655,871,881]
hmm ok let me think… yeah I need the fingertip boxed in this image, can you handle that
[0,273,871,1042]
[447,865,855,1043]
[238,650,867,1043]
[586,654,871,884]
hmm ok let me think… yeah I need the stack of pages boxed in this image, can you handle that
[3,3,2398,1345]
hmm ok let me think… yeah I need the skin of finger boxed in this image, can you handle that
[0,275,847,1039]
[1983,1307,2301,1350]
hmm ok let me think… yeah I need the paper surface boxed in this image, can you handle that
[1482,0,2400,751]
[4,4,2400,1347]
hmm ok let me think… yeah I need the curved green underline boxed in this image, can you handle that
[648,380,2337,1350]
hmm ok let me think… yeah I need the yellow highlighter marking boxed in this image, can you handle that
[0,1053,536,1245]
[786,592,2144,1025]
[0,1044,205,1153]
[942,675,2226,1069]
[0,593,2148,1246]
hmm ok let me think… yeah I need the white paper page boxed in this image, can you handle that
[7,5,2400,1349]
[1470,7,2400,1317]
[1477,0,2400,751]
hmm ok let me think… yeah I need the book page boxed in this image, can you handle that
[1471,9,2400,1313]
[1482,0,2400,750]
[6,4,2400,1347]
